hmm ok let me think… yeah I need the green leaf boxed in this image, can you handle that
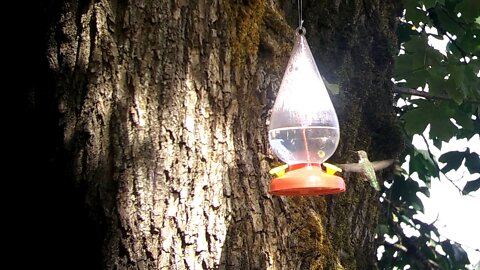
[413,218,439,237]
[405,4,430,23]
[447,41,464,58]
[395,55,417,78]
[441,241,470,267]
[452,245,470,266]
[439,150,465,173]
[395,55,412,78]
[395,35,435,84]
[396,22,419,45]
[425,45,444,65]
[410,193,425,212]
[376,224,389,236]
[393,176,425,212]
[323,77,340,95]
[421,0,437,9]
[419,186,431,197]
[410,148,439,180]
[382,1,480,268]
[433,138,443,149]
[430,117,458,142]
[427,66,448,97]
[403,107,430,135]
[468,59,480,75]
[465,151,480,174]
[462,178,480,195]
[463,64,480,100]
[405,70,429,88]
[429,105,458,141]
[456,29,480,56]
[446,63,466,104]
[455,0,480,22]
[420,244,438,263]
[403,101,458,141]
[453,108,474,130]
[404,35,428,53]
[448,63,465,87]
[436,7,466,36]
[446,77,464,104]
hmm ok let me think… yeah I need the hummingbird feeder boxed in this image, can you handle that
[268,27,345,196]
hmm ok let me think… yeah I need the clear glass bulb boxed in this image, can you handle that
[268,33,340,165]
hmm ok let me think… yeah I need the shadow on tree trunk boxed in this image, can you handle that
[20,2,104,268]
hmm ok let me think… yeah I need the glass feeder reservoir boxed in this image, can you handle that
[268,30,345,196]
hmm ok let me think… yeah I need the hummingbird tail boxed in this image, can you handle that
[371,181,381,191]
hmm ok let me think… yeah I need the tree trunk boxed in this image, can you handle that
[25,0,401,269]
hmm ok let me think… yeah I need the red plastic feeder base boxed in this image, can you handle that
[269,164,345,196]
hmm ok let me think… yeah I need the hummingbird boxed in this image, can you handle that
[336,150,394,191]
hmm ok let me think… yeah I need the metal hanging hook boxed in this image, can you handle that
[296,0,306,35]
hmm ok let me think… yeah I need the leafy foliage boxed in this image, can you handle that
[377,0,480,269]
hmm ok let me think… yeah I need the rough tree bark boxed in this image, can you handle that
[25,0,402,269]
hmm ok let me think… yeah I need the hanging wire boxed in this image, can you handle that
[296,0,306,35]
[298,0,303,28]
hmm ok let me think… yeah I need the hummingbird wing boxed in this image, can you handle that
[335,160,394,172]
[371,160,394,171]
[335,163,363,172]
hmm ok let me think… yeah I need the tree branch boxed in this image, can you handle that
[419,134,464,194]
[393,86,480,104]
[394,86,451,100]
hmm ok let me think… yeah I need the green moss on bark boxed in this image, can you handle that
[224,0,267,67]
